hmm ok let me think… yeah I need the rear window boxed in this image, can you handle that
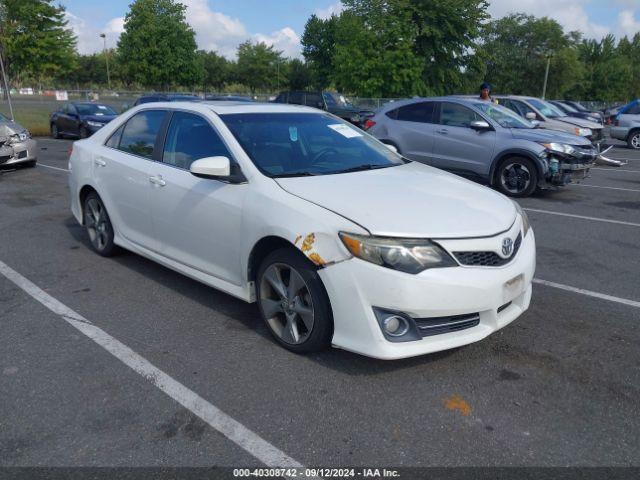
[396,102,436,123]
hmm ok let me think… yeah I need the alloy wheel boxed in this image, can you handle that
[84,197,109,251]
[631,133,640,149]
[501,163,531,194]
[259,263,315,345]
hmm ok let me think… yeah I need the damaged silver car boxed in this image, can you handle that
[0,113,37,168]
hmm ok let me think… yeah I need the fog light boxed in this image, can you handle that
[383,315,409,337]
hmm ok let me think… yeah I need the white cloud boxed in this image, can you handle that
[315,2,344,19]
[65,11,124,54]
[487,0,611,39]
[617,9,640,38]
[68,0,302,59]
[253,27,302,58]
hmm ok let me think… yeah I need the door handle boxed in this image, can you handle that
[149,175,166,187]
[94,158,106,167]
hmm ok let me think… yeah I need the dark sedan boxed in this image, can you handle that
[50,102,118,139]
[549,100,603,124]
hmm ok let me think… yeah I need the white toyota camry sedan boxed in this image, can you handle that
[69,101,536,360]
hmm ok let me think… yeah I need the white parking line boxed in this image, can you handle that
[591,168,640,173]
[37,163,69,172]
[573,184,640,193]
[0,259,303,469]
[533,279,640,308]
[524,208,640,227]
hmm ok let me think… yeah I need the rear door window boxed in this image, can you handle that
[396,102,436,123]
[118,110,166,159]
[162,112,231,170]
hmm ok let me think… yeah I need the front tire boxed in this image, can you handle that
[495,157,538,197]
[51,123,60,139]
[83,192,118,257]
[79,126,89,139]
[256,248,333,353]
[627,130,640,150]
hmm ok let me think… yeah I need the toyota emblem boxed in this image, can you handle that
[502,237,514,256]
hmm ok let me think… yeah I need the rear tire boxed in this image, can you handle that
[83,192,118,257]
[256,248,333,354]
[495,156,538,198]
[627,130,640,150]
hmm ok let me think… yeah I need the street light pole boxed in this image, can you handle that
[100,33,111,91]
[542,55,551,99]
[0,44,14,120]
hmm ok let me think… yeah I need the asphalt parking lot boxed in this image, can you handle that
[1,138,639,469]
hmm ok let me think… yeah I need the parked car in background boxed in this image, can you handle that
[602,103,625,125]
[68,101,535,359]
[50,102,119,139]
[549,100,603,124]
[365,97,596,197]
[204,95,254,102]
[494,96,604,143]
[132,93,200,106]
[0,112,37,168]
[610,99,640,149]
[273,91,373,126]
[562,100,604,122]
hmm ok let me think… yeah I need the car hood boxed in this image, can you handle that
[555,116,602,129]
[82,114,117,123]
[275,162,516,238]
[510,128,591,145]
[0,120,27,138]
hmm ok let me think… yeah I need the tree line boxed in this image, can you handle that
[1,0,638,102]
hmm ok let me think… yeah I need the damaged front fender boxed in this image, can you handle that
[294,232,347,267]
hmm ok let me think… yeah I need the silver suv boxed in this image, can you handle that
[610,100,640,149]
[365,97,596,197]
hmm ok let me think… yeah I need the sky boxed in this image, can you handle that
[60,0,640,58]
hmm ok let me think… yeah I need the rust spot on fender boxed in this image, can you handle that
[308,252,326,266]
[444,395,471,417]
[301,233,315,253]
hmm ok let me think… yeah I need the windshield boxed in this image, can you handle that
[571,102,588,112]
[322,92,353,108]
[528,99,565,118]
[472,102,534,129]
[556,102,577,113]
[220,113,404,177]
[76,104,117,116]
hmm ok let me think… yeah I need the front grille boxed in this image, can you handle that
[589,128,604,142]
[17,150,27,159]
[414,312,480,337]
[453,233,522,267]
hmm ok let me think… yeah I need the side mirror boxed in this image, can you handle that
[525,112,537,120]
[470,120,491,131]
[530,120,541,128]
[383,143,398,153]
[190,156,231,179]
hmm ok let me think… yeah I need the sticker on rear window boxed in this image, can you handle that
[328,123,362,138]
[289,126,298,142]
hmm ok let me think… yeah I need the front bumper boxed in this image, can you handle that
[0,138,37,166]
[319,229,536,360]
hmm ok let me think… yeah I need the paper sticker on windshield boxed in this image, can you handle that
[289,126,298,142]
[328,123,362,138]
[97,105,107,110]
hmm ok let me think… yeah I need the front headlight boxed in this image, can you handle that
[339,232,456,274]
[86,120,104,128]
[8,132,28,143]
[513,201,531,236]
[573,127,592,136]
[541,142,576,156]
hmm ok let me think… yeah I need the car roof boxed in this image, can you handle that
[375,96,488,113]
[133,101,322,115]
